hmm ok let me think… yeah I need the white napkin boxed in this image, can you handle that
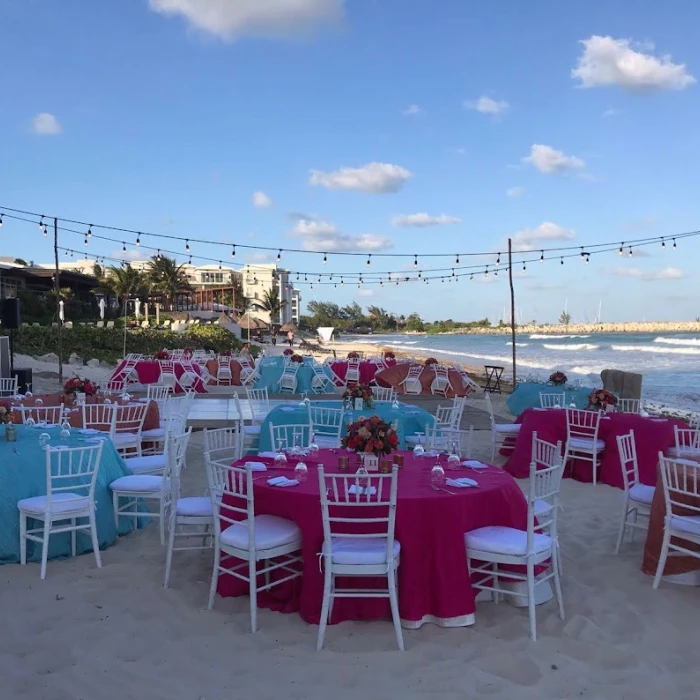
[280,407,296,412]
[267,476,299,487]
[446,477,478,488]
[348,485,377,496]
[533,407,547,411]
[462,460,488,469]
[640,411,650,418]
[80,428,100,435]
[244,461,267,472]
[424,450,440,457]
[257,451,278,459]
[552,405,562,410]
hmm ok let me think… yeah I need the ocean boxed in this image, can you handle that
[345,332,700,411]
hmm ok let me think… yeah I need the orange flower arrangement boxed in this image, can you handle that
[342,415,399,455]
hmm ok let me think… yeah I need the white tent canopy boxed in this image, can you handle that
[317,327,335,342]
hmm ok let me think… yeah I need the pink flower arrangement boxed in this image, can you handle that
[64,376,97,396]
[347,351,360,359]
[0,401,15,424]
[384,351,396,360]
[154,349,170,360]
[549,371,567,386]
[342,415,399,456]
[424,357,438,367]
[589,389,617,410]
[343,383,374,407]
[290,354,303,363]
[283,348,294,356]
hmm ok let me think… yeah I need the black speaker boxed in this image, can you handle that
[1,298,21,329]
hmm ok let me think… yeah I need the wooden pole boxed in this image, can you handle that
[53,217,63,385]
[508,238,516,388]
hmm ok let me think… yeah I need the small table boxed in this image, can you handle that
[484,365,504,393]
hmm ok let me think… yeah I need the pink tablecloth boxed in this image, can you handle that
[502,408,685,488]
[216,449,528,628]
[329,360,395,386]
[111,360,206,394]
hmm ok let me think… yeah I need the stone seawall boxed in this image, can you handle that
[452,322,700,336]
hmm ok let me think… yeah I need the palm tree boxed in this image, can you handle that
[106,265,148,315]
[255,287,287,325]
[147,255,192,310]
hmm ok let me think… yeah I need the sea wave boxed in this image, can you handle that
[543,343,599,351]
[612,344,700,356]
[529,334,591,340]
[653,337,700,346]
[506,342,530,347]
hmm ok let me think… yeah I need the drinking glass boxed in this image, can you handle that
[413,442,425,459]
[35,398,44,407]
[447,443,461,470]
[355,465,370,491]
[431,463,446,487]
[25,415,36,427]
[308,434,319,456]
[39,432,51,448]
[293,460,308,483]
[274,452,288,468]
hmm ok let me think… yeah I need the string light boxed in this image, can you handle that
[185,239,190,253]
[122,241,126,252]
[136,234,141,246]
[87,226,92,239]
[84,235,88,247]
[366,254,371,267]
[231,245,236,258]
[277,249,281,262]
[414,254,418,268]
[323,253,327,264]
[39,216,44,232]
[470,273,474,281]
[496,253,501,265]
[539,250,544,263]
[661,238,666,249]
[673,238,677,249]
[628,246,633,257]
[0,214,3,226]
[455,254,460,265]
[585,254,590,264]
[619,242,624,255]
[580,247,586,259]
[522,261,526,271]
[485,266,489,277]
[560,257,564,265]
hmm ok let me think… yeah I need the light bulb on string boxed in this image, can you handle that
[661,238,666,249]
[366,254,371,267]
[323,252,327,264]
[0,214,3,226]
[522,261,526,271]
[496,253,500,265]
[136,234,141,246]
[39,216,44,232]
[122,241,126,252]
[494,268,498,277]
[184,239,190,253]
[188,256,192,264]
[628,247,633,257]
[470,273,474,281]
[451,268,455,277]
[218,261,222,270]
[585,254,590,264]
[277,249,281,262]
[673,238,677,249]
[87,226,92,239]
[539,250,544,263]
[418,270,422,278]
[341,276,344,285]
[231,245,236,258]
[318,274,321,282]
[485,266,489,277]
[304,274,308,282]
[580,247,585,259]
[84,236,88,247]
[618,242,624,255]
[414,254,418,268]
[310,283,314,290]
[296,272,300,281]
[560,257,564,265]
[455,254,460,265]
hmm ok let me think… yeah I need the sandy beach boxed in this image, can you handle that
[3,347,699,699]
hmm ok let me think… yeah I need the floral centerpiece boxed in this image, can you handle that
[347,351,360,360]
[342,415,399,455]
[343,383,374,408]
[219,349,232,357]
[64,376,97,396]
[549,371,567,386]
[588,389,617,410]
[283,348,294,356]
[384,351,396,360]
[290,354,304,363]
[154,349,170,360]
[182,346,193,357]
[424,357,438,367]
[0,401,14,424]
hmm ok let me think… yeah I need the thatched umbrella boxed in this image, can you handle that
[238,313,269,341]
[279,321,297,333]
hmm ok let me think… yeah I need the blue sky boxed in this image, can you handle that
[2,0,700,323]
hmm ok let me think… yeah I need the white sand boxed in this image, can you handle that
[2,425,699,699]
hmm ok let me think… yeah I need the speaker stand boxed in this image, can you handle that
[8,329,14,377]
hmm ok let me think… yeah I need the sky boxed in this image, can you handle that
[2,0,700,323]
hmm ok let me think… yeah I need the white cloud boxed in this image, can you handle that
[522,144,585,175]
[244,252,272,263]
[603,107,621,117]
[358,288,375,297]
[455,147,466,156]
[572,35,695,91]
[111,249,143,262]
[464,96,510,116]
[148,0,343,41]
[506,186,525,197]
[291,218,393,253]
[608,266,683,281]
[401,104,421,117]
[391,213,461,227]
[252,190,272,208]
[309,162,412,193]
[31,112,61,135]
[511,222,576,252]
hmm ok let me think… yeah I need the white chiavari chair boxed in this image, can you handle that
[306,405,344,448]
[216,355,233,384]
[21,404,65,426]
[562,408,605,485]
[426,425,474,458]
[399,365,423,395]
[539,392,566,409]
[18,442,104,580]
[430,364,453,397]
[465,448,565,641]
[81,403,117,433]
[615,398,642,414]
[245,387,270,424]
[112,402,149,457]
[345,359,360,385]
[316,465,403,651]
[310,364,334,393]
[146,384,171,402]
[653,454,700,589]
[278,363,299,394]
[0,377,18,397]
[666,426,700,460]
[204,425,244,464]
[371,386,398,403]
[233,392,260,454]
[206,461,303,632]
[615,430,654,553]
[269,422,312,451]
[484,392,521,461]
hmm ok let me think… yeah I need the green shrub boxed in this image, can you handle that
[1,324,242,363]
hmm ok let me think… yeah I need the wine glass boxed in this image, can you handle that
[308,433,319,456]
[25,415,36,427]
[392,397,400,410]
[39,432,51,448]
[293,460,308,483]
[355,464,370,493]
[413,442,425,459]
[431,463,446,487]
[274,451,288,469]
[35,398,43,407]
[447,441,461,470]
[290,435,302,457]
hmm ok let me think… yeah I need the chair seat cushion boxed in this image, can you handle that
[123,454,167,475]
[110,474,164,492]
[568,436,605,451]
[666,446,700,459]
[176,496,213,517]
[628,483,655,505]
[220,514,301,551]
[465,526,552,556]
[330,536,401,565]
[18,493,90,515]
[141,427,166,440]
[113,432,140,444]
[670,515,700,537]
[243,425,261,436]
[494,423,521,434]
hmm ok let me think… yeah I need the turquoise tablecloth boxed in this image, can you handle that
[506,382,593,417]
[255,357,333,394]
[257,400,435,452]
[0,425,136,564]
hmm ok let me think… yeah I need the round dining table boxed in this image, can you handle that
[502,408,686,487]
[257,400,435,453]
[0,425,136,563]
[216,449,530,628]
